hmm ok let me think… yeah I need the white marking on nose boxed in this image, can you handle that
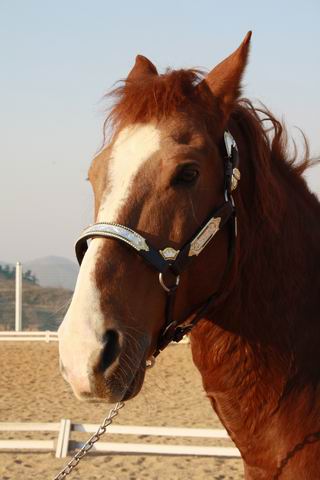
[58,238,105,393]
[98,124,161,222]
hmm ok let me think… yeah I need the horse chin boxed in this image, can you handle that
[122,366,146,400]
[100,359,147,403]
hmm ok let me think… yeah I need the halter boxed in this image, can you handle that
[75,131,240,357]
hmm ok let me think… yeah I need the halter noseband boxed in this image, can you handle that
[75,131,239,357]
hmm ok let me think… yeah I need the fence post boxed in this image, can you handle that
[15,262,22,332]
[56,419,71,458]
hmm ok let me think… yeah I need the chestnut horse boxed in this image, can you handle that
[58,33,320,478]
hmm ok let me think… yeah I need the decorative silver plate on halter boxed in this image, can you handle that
[224,130,241,192]
[78,223,150,252]
[188,217,221,257]
[231,168,241,191]
[159,247,180,261]
[224,130,236,157]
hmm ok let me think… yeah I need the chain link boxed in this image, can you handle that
[53,401,125,480]
[273,430,320,479]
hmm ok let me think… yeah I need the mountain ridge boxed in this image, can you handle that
[0,256,78,290]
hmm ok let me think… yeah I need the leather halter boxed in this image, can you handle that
[75,131,239,357]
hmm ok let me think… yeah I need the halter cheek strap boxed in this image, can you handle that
[74,130,240,357]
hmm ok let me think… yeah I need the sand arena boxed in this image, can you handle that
[0,341,243,479]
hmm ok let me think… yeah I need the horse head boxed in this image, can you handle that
[58,33,251,402]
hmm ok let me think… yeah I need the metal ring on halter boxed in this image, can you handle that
[159,272,180,293]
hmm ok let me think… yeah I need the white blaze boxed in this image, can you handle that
[58,238,105,396]
[98,124,161,222]
[58,124,160,397]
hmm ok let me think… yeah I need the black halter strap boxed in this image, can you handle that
[75,131,240,357]
[154,203,237,356]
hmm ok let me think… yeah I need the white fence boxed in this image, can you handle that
[0,331,58,342]
[0,421,240,458]
[0,331,190,344]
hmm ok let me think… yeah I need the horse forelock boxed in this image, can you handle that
[103,68,218,142]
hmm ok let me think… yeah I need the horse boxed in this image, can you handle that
[58,32,320,478]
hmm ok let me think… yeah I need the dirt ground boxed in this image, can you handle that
[0,342,244,480]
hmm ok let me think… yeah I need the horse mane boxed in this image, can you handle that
[230,100,315,232]
[220,101,320,398]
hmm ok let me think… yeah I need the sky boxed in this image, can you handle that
[1,0,319,263]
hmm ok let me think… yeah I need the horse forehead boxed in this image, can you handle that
[91,118,209,212]
[97,123,162,222]
[108,123,162,189]
[112,123,161,161]
[104,119,208,187]
[91,116,207,174]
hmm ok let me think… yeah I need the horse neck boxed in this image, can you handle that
[190,107,320,473]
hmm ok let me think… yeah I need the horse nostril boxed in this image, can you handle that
[97,329,120,372]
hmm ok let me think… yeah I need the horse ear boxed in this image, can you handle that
[204,32,252,121]
[127,55,158,80]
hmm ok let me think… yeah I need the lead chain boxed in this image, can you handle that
[53,401,125,480]
[273,430,320,479]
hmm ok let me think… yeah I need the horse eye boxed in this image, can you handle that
[174,167,199,186]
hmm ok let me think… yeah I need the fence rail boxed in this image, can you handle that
[0,331,190,344]
[0,421,240,458]
[0,331,58,342]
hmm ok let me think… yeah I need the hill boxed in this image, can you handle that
[0,277,72,331]
[0,256,78,290]
[24,256,78,290]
